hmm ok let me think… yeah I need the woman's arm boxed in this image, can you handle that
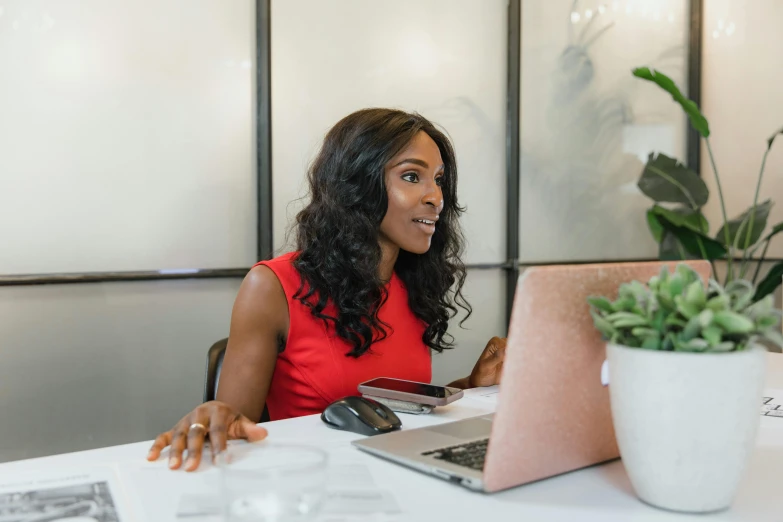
[216,265,289,420]
[447,336,506,389]
[447,376,472,389]
[147,265,289,471]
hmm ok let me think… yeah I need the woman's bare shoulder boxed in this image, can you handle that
[231,264,289,337]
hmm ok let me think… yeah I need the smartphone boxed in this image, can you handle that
[357,377,464,407]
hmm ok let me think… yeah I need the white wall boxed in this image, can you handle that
[0,279,241,463]
[270,0,510,382]
[700,0,783,259]
[431,269,507,386]
[0,0,257,274]
[0,1,255,463]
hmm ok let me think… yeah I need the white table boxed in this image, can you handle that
[2,354,782,522]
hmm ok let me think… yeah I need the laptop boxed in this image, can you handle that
[353,260,712,493]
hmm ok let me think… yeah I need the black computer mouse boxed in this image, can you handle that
[321,396,402,436]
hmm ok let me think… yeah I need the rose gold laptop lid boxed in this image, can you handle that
[482,259,712,493]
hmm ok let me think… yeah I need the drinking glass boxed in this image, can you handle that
[217,443,328,522]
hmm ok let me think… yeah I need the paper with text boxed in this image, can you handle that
[762,388,783,418]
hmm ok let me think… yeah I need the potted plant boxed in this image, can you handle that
[632,67,782,302]
[588,263,783,513]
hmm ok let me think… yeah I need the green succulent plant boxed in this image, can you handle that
[588,264,783,353]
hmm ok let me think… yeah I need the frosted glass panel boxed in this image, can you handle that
[701,0,783,259]
[0,279,241,463]
[431,269,506,385]
[270,0,507,264]
[518,0,691,263]
[0,1,257,274]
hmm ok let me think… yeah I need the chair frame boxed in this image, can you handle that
[203,338,227,403]
[203,337,270,422]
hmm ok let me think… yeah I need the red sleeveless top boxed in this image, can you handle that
[255,252,432,420]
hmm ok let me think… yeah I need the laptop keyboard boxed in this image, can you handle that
[422,438,489,471]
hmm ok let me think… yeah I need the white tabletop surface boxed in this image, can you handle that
[2,353,782,522]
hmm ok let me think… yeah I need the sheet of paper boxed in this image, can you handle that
[169,462,399,520]
[176,493,223,519]
[320,488,401,516]
[762,388,783,418]
[461,385,500,404]
[464,385,783,413]
[0,464,137,522]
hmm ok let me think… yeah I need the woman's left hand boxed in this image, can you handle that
[468,336,506,387]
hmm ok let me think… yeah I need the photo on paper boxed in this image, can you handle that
[0,480,123,522]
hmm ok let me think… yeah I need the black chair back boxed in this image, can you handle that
[203,338,227,403]
[203,338,270,422]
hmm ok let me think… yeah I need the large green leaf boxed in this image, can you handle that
[715,200,773,250]
[648,208,705,260]
[754,261,783,301]
[654,211,727,260]
[768,127,783,150]
[658,231,690,260]
[763,221,783,243]
[638,153,709,209]
[651,205,708,233]
[633,67,711,138]
[646,209,665,242]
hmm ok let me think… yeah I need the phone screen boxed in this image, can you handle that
[362,378,453,398]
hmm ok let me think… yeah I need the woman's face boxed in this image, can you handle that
[379,131,445,255]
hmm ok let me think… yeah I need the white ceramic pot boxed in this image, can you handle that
[607,343,767,513]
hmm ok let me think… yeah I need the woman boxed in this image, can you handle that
[147,108,506,471]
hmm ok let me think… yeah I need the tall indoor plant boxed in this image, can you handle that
[588,263,783,513]
[632,67,783,302]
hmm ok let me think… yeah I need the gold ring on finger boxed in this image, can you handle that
[189,422,207,433]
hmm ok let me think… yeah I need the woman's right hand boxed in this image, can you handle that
[146,401,268,471]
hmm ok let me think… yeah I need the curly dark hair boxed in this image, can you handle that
[292,108,471,357]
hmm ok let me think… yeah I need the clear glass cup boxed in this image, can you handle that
[217,443,328,522]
